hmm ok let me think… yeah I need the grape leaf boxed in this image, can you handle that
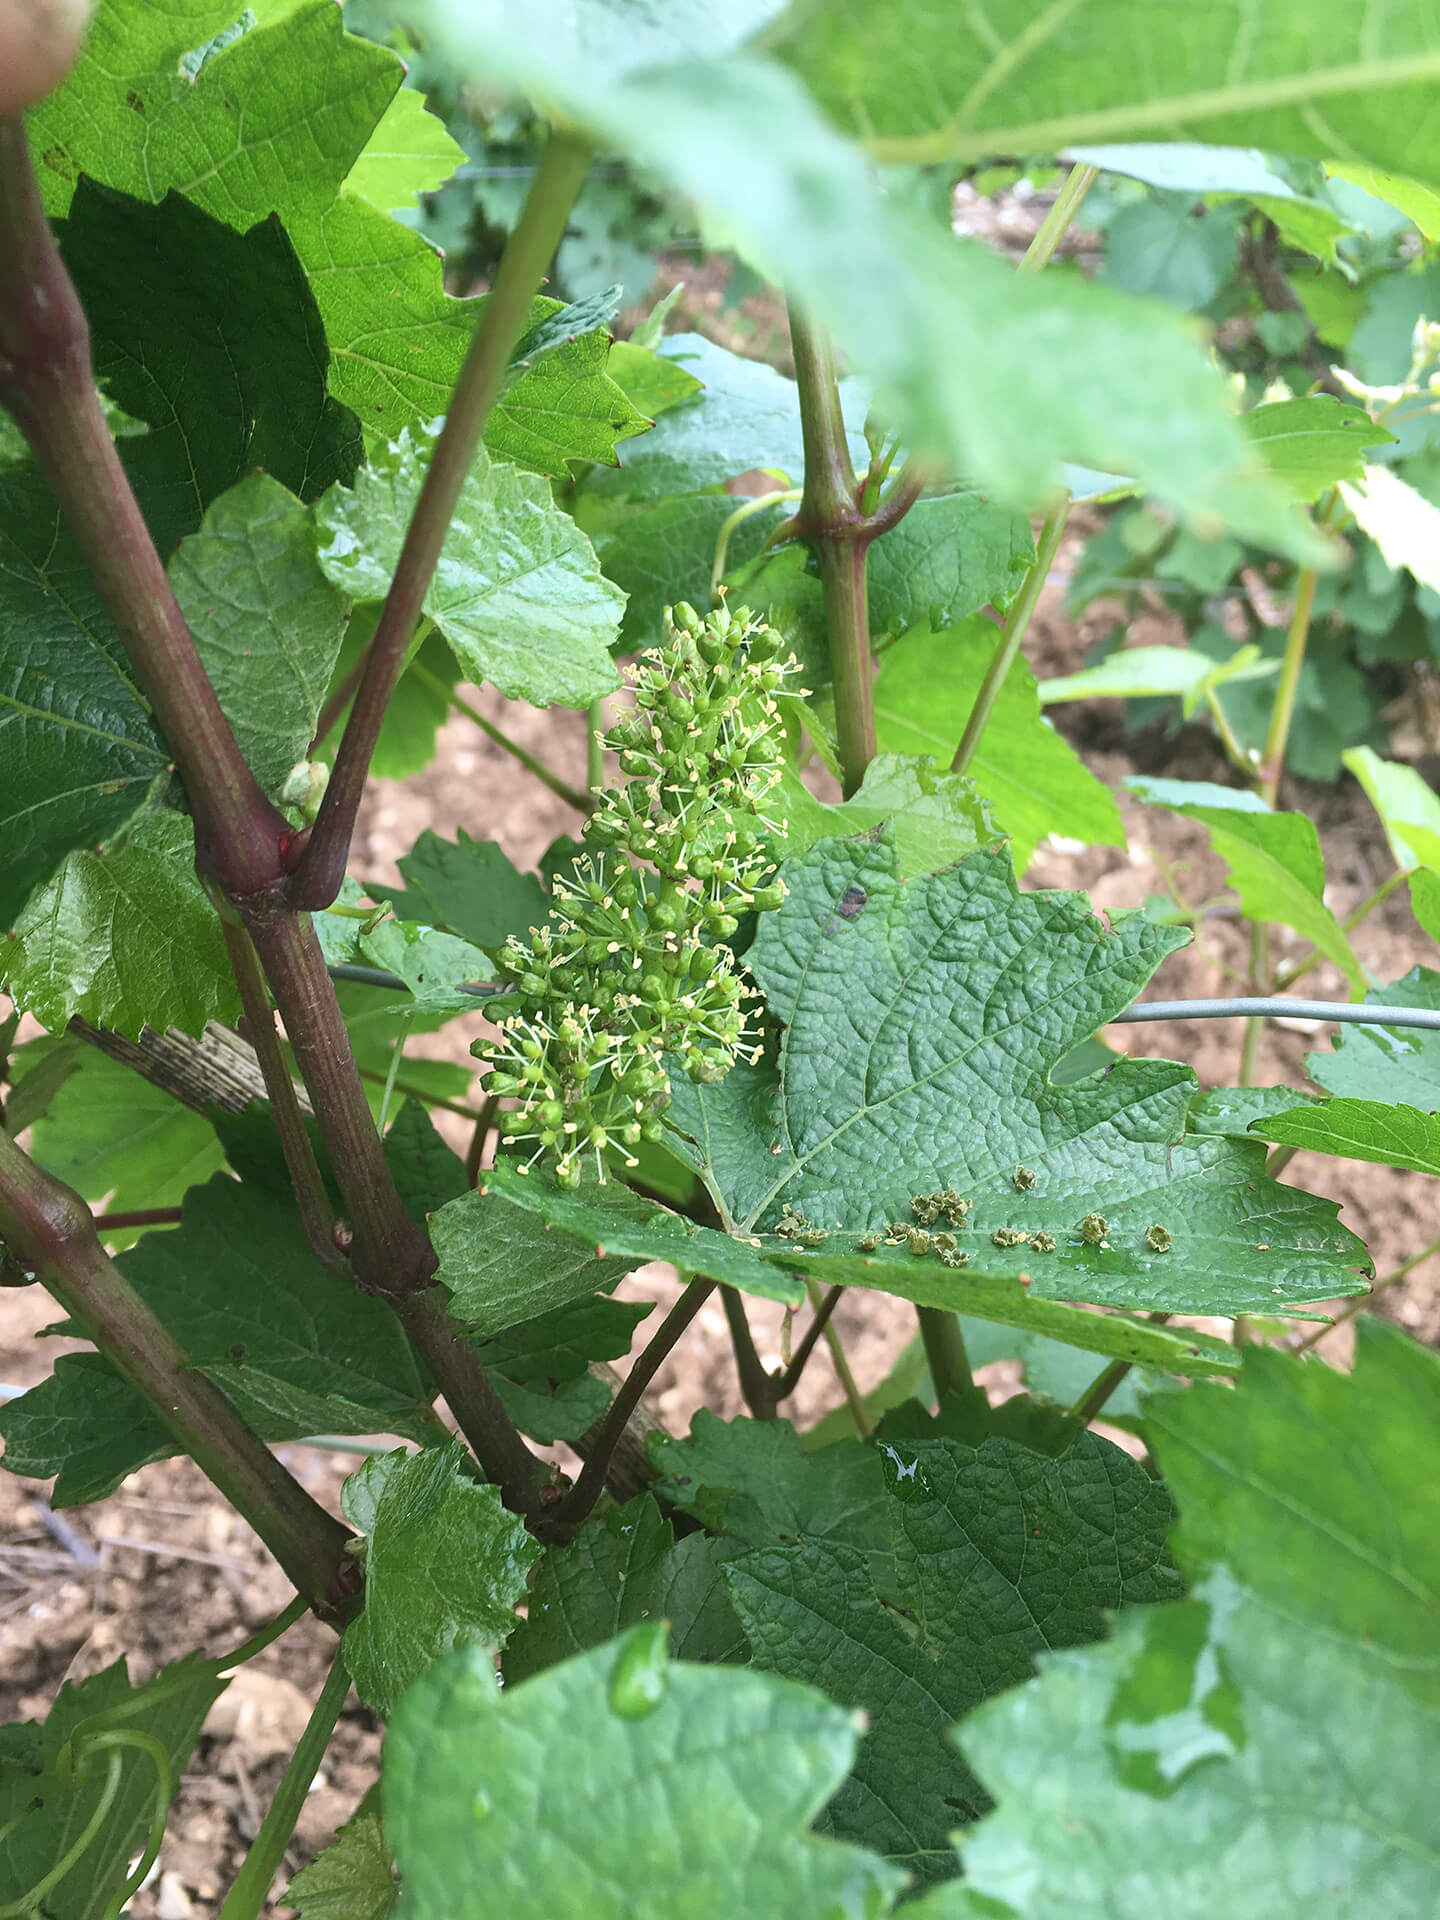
[459,1158,805,1307]
[12,1045,227,1238]
[1254,1097,1440,1177]
[383,1624,907,1919]
[956,1318,1149,1423]
[726,1431,1178,1883]
[503,1494,748,1682]
[604,338,705,417]
[374,830,548,950]
[170,474,350,798]
[650,1410,890,1560]
[341,1439,539,1718]
[1241,397,1394,502]
[383,1098,469,1221]
[1039,645,1218,705]
[1302,968,1440,1107]
[580,490,788,651]
[285,1786,399,1920]
[0,463,169,927]
[32,0,647,471]
[431,1169,663,1334]
[315,430,623,708]
[664,832,1369,1314]
[401,14,1326,560]
[874,618,1124,867]
[916,1323,1440,1918]
[477,1293,652,1445]
[0,1352,177,1506]
[779,0,1440,185]
[1186,1084,1319,1137]
[0,1654,225,1920]
[586,332,868,500]
[1127,777,1363,989]
[317,620,459,782]
[0,812,240,1041]
[59,180,362,551]
[345,83,467,214]
[1340,463,1440,595]
[1411,868,1440,943]
[1343,745,1440,873]
[113,1175,436,1447]
[772,757,1004,879]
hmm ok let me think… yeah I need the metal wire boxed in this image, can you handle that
[1114,998,1440,1033]
[324,961,1440,1033]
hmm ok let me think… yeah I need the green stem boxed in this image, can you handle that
[551,1275,715,1536]
[1019,163,1100,272]
[1295,1231,1440,1352]
[0,1129,357,1616]
[1259,564,1319,806]
[209,1594,311,1672]
[217,1651,352,1920]
[0,118,288,899]
[1238,919,1270,1087]
[775,1283,843,1398]
[813,1279,871,1436]
[1065,1357,1133,1428]
[355,1067,484,1121]
[412,663,594,813]
[709,489,801,602]
[588,697,606,794]
[291,130,595,909]
[1203,681,1255,776]
[917,1307,974,1402]
[788,304,873,794]
[376,1010,414,1134]
[221,919,345,1275]
[952,494,1069,777]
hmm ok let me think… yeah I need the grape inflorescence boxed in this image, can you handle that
[479,601,796,1186]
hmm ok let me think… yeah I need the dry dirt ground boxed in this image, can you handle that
[3,387,1439,1916]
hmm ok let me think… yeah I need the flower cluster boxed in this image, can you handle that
[480,601,795,1186]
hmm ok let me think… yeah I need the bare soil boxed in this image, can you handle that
[3,371,1438,1919]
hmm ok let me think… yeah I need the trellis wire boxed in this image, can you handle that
[325,963,1440,1033]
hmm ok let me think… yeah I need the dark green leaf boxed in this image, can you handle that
[384,1624,906,1918]
[431,1168,671,1334]
[316,431,622,708]
[581,490,787,651]
[650,1410,889,1559]
[604,338,705,417]
[379,830,548,949]
[920,1324,1440,1916]
[0,1654,225,1920]
[0,1353,175,1506]
[874,619,1124,867]
[285,1785,399,1920]
[114,1175,436,1446]
[504,1494,747,1682]
[1128,777,1363,989]
[476,1294,651,1445]
[170,473,350,797]
[341,1439,540,1717]
[60,180,361,550]
[727,1431,1177,1882]
[464,1158,805,1306]
[1413,869,1440,941]
[0,465,168,927]
[1,812,240,1041]
[383,1098,470,1221]
[665,833,1368,1313]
